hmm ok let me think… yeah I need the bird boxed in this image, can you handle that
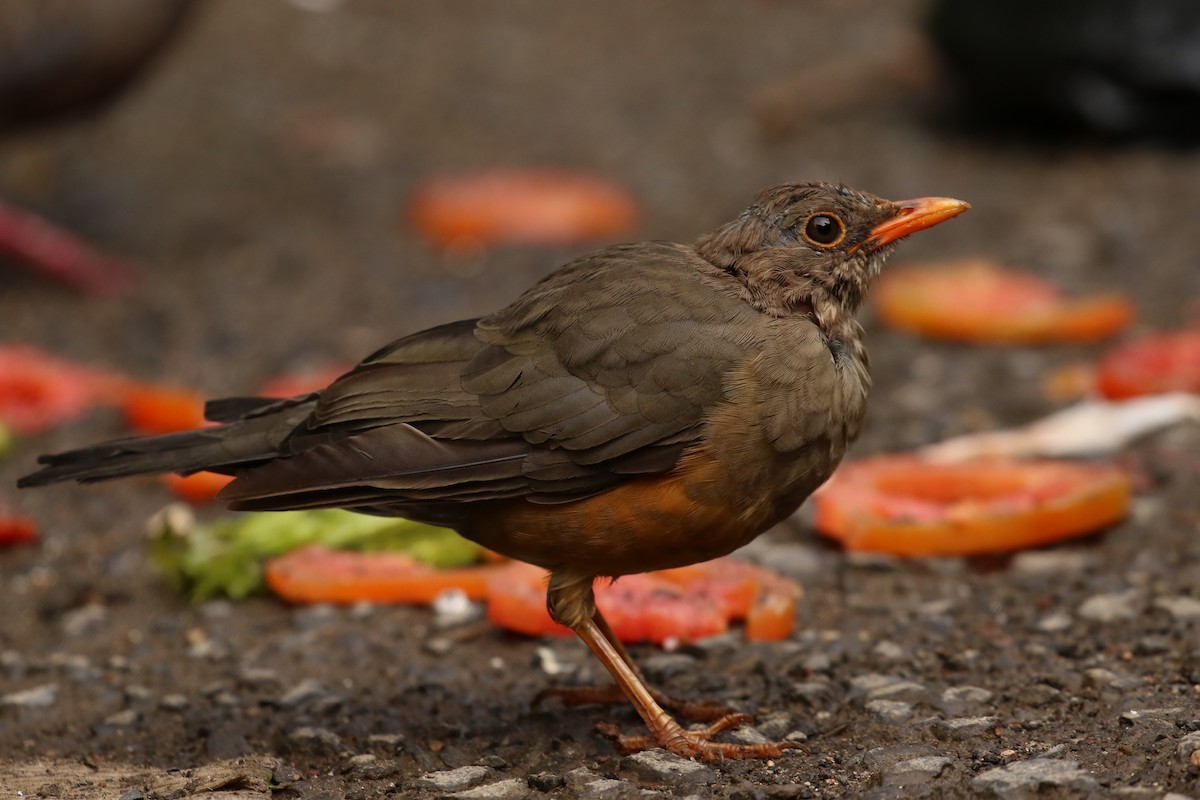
[19,181,968,760]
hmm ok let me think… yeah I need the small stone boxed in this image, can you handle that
[414,764,492,792]
[424,636,454,656]
[276,677,330,707]
[477,754,507,769]
[119,791,146,800]
[1155,595,1200,621]
[101,709,140,728]
[1175,731,1200,765]
[727,726,770,746]
[620,749,716,785]
[788,680,834,702]
[237,666,280,686]
[367,732,406,752]
[881,755,952,787]
[60,604,108,637]
[866,680,928,704]
[576,777,637,799]
[1083,668,1119,688]
[863,744,943,771]
[160,693,189,710]
[527,772,566,792]
[451,778,529,799]
[1010,549,1093,576]
[0,683,57,708]
[940,686,993,713]
[931,716,999,740]
[872,640,906,663]
[970,758,1098,798]
[865,699,913,722]
[1034,612,1073,633]
[1078,591,1141,623]
[289,726,347,754]
[639,653,697,682]
[848,673,902,700]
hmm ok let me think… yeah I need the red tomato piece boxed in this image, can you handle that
[0,344,122,434]
[265,545,501,604]
[120,384,208,435]
[485,559,799,645]
[408,169,639,250]
[1096,330,1200,400]
[874,259,1134,344]
[814,456,1131,556]
[164,472,234,504]
[0,515,38,546]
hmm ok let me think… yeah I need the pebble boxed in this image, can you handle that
[1034,612,1073,633]
[450,778,529,799]
[60,604,108,637]
[1082,668,1119,688]
[620,749,715,785]
[527,772,566,791]
[872,640,907,663]
[940,685,993,713]
[865,699,913,722]
[276,677,331,707]
[1010,549,1094,577]
[367,733,406,752]
[931,716,999,740]
[862,744,943,771]
[415,765,492,792]
[1175,731,1200,766]
[880,755,952,787]
[788,680,834,702]
[639,653,697,682]
[0,683,58,708]
[101,709,140,728]
[160,693,189,710]
[1077,591,1141,623]
[574,778,641,799]
[969,758,1098,798]
[1155,595,1200,622]
[288,726,348,754]
[848,673,902,700]
[866,680,928,704]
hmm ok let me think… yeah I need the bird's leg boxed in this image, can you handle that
[546,573,801,761]
[535,606,737,722]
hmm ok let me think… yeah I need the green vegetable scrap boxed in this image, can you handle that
[149,506,484,601]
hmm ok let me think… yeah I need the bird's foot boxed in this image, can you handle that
[535,685,736,723]
[596,713,804,762]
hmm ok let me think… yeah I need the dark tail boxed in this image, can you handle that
[18,395,317,488]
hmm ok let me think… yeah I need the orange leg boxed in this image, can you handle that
[535,608,737,723]
[546,573,801,761]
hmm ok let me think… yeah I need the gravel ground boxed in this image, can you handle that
[3,1,1200,798]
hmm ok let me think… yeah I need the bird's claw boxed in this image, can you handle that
[595,713,805,762]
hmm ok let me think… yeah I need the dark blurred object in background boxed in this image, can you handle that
[929,0,1200,142]
[0,0,194,129]
[0,0,194,294]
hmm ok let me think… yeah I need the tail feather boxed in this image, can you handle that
[17,396,316,488]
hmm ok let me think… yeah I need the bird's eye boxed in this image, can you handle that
[802,213,845,248]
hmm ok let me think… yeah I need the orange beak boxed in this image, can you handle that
[854,196,970,253]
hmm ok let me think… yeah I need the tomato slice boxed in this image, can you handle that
[164,472,234,504]
[1096,330,1200,400]
[264,545,502,603]
[0,515,38,546]
[0,344,123,434]
[407,169,639,250]
[873,259,1134,344]
[120,384,208,435]
[814,456,1130,556]
[485,559,799,644]
[257,364,349,398]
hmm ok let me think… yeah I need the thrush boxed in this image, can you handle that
[20,181,968,760]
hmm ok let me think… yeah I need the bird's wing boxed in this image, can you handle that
[222,243,764,512]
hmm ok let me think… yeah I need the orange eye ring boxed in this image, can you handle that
[801,213,845,248]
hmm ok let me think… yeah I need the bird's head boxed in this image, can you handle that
[696,182,969,321]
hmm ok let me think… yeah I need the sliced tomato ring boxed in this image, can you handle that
[0,515,38,546]
[873,259,1134,344]
[0,344,124,434]
[407,169,639,250]
[814,456,1130,556]
[164,472,234,505]
[265,545,502,604]
[1096,330,1200,400]
[120,383,208,435]
[486,558,799,644]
